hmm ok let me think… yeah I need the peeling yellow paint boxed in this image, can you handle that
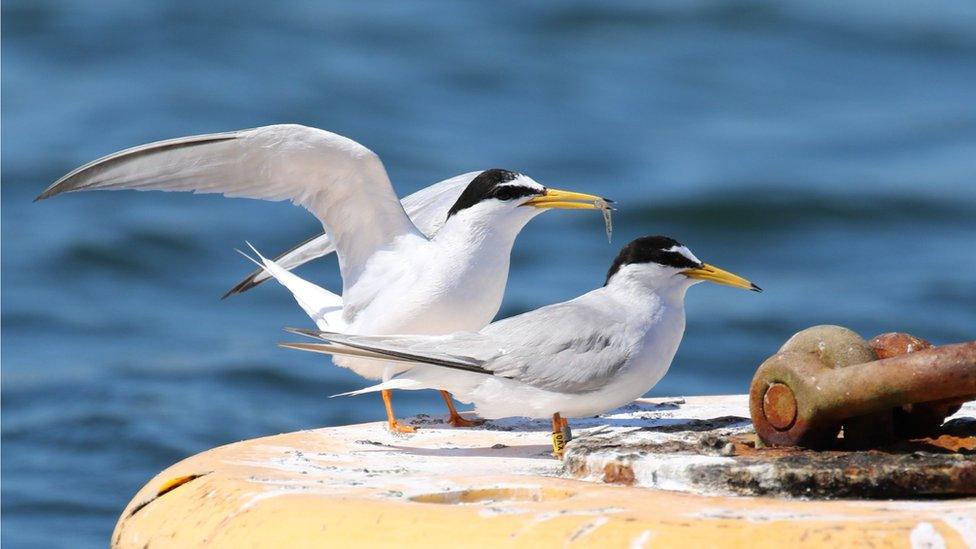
[156,473,207,497]
[112,397,976,548]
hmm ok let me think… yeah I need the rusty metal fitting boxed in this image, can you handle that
[750,341,976,448]
[778,325,892,448]
[869,332,932,359]
[762,383,797,430]
[869,332,964,437]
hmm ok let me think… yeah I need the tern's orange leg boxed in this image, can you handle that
[551,412,567,459]
[439,391,483,427]
[381,389,415,434]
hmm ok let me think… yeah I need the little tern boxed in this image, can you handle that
[37,124,611,432]
[220,174,479,299]
[279,235,761,455]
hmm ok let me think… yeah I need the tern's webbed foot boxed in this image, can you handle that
[387,421,417,434]
[448,414,484,428]
[439,390,483,428]
[381,389,415,434]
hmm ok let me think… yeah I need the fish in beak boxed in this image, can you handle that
[520,188,612,211]
[522,188,615,242]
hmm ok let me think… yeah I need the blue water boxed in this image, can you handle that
[3,1,975,546]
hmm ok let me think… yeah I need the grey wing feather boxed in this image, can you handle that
[288,290,634,394]
[36,133,241,201]
[279,341,406,362]
[37,124,422,289]
[222,171,481,297]
[478,297,633,393]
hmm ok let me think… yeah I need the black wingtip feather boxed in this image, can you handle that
[221,273,261,299]
[285,327,329,339]
[284,327,495,376]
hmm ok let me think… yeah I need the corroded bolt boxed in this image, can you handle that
[778,325,893,448]
[750,341,976,448]
[869,332,932,359]
[762,383,797,430]
[870,332,964,437]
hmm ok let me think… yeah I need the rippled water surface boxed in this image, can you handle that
[3,1,975,547]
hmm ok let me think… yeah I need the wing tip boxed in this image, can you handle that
[34,184,62,202]
[37,171,78,202]
[36,132,243,204]
[284,326,328,340]
[221,268,268,299]
[220,285,246,300]
[278,341,333,355]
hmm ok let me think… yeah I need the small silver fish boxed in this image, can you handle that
[595,198,614,243]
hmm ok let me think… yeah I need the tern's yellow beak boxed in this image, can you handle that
[683,263,762,292]
[520,188,610,210]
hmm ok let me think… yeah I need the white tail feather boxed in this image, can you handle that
[238,242,343,330]
[330,377,422,398]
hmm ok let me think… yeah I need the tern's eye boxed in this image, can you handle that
[492,187,518,201]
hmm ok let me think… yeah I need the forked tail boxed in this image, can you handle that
[237,244,343,330]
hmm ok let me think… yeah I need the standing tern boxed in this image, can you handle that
[37,124,611,432]
[279,235,761,456]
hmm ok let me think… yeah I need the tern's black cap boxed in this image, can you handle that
[447,169,541,218]
[605,236,702,284]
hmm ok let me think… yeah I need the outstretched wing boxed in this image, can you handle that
[37,124,423,289]
[223,171,480,298]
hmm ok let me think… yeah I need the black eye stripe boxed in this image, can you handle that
[604,236,700,285]
[447,169,539,218]
[656,251,701,269]
[491,185,536,201]
[493,187,515,200]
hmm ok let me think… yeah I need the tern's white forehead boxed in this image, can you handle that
[665,244,701,266]
[497,174,545,193]
[446,169,545,218]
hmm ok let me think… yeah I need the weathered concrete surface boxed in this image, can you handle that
[113,396,976,548]
[565,396,975,499]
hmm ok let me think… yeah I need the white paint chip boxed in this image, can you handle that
[911,522,947,549]
[630,529,655,549]
[942,513,976,549]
